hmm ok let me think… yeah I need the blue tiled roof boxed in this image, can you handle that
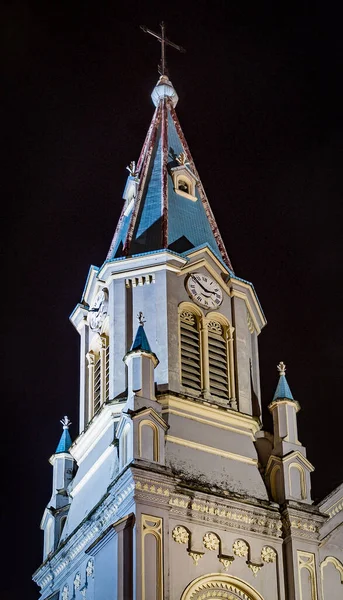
[273,373,294,401]
[106,80,233,271]
[130,324,152,353]
[55,428,72,454]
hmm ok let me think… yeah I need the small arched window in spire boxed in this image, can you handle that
[178,179,189,194]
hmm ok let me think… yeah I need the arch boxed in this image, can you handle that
[139,420,159,461]
[289,462,306,500]
[321,555,343,599]
[181,573,264,600]
[179,303,203,392]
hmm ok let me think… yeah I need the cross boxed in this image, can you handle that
[140,22,186,77]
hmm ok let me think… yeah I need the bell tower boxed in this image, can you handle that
[33,23,342,600]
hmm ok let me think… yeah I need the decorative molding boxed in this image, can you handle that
[188,551,204,566]
[324,496,343,519]
[320,555,343,599]
[203,532,220,551]
[172,526,189,545]
[207,320,223,334]
[73,573,81,590]
[125,274,155,287]
[168,495,282,538]
[180,310,197,325]
[135,480,170,497]
[180,573,264,600]
[232,539,249,557]
[166,435,258,465]
[219,556,235,571]
[261,546,277,563]
[247,562,263,577]
[61,585,69,600]
[297,551,318,600]
[85,559,94,579]
[141,514,163,600]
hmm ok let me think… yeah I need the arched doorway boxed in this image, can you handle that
[181,573,264,600]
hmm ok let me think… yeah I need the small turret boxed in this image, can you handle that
[265,363,314,504]
[40,417,75,559]
[117,314,167,469]
[268,361,301,456]
[123,312,159,405]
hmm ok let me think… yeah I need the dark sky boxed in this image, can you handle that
[3,1,343,598]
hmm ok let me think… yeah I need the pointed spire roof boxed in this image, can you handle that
[106,75,234,272]
[130,313,152,353]
[55,416,72,454]
[272,362,294,401]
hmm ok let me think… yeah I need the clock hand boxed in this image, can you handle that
[191,276,216,295]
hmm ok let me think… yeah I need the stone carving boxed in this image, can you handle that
[232,539,249,557]
[247,562,263,577]
[85,559,94,578]
[188,551,203,566]
[261,546,277,563]
[219,556,234,571]
[180,310,196,325]
[172,526,189,545]
[207,320,223,335]
[61,585,69,600]
[74,573,81,590]
[203,532,220,551]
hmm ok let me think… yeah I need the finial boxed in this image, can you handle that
[137,311,146,326]
[277,362,286,376]
[60,415,72,430]
[126,161,139,179]
[176,152,189,166]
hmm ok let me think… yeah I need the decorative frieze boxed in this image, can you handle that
[73,573,81,591]
[169,495,282,538]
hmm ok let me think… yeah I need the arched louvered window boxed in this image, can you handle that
[207,320,229,399]
[87,333,110,421]
[180,309,202,391]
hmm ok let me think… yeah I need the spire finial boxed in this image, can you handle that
[277,361,286,376]
[140,22,185,77]
[60,415,72,430]
[137,311,146,326]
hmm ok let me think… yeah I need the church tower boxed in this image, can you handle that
[33,25,343,600]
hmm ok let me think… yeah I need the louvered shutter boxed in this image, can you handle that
[93,356,101,413]
[207,321,229,399]
[180,310,201,391]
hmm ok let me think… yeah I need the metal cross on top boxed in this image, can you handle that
[140,21,186,77]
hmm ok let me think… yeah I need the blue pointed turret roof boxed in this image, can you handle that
[130,322,152,353]
[107,75,234,272]
[55,416,72,454]
[273,362,294,401]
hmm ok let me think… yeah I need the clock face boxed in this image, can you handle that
[186,273,223,309]
[88,289,108,331]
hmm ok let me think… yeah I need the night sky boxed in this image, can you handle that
[3,2,343,598]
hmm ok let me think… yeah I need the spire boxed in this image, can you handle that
[272,361,294,402]
[106,26,234,271]
[130,312,153,353]
[55,416,72,454]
